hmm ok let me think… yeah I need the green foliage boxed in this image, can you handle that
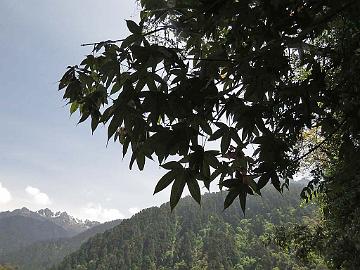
[320,156,360,269]
[59,0,360,211]
[0,265,17,270]
[272,91,360,270]
[54,184,319,269]
[275,150,360,269]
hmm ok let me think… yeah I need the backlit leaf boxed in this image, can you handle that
[154,170,176,194]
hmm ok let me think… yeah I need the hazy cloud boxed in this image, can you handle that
[25,186,51,205]
[0,182,12,204]
[0,0,166,217]
[82,204,124,222]
[128,207,140,215]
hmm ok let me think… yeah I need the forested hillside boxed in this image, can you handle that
[0,220,122,270]
[0,265,16,270]
[55,184,324,270]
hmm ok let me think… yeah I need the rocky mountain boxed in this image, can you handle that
[54,184,322,270]
[1,219,122,270]
[0,208,99,257]
[36,208,99,235]
[0,208,99,236]
[0,215,69,257]
[0,207,100,236]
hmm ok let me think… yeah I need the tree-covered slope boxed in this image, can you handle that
[0,265,16,270]
[55,184,323,270]
[1,219,122,270]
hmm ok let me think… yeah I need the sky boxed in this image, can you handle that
[0,1,309,224]
[0,0,175,222]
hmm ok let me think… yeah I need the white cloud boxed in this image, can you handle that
[25,186,51,205]
[128,207,140,215]
[0,182,12,204]
[82,203,124,222]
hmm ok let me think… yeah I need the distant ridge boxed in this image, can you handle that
[1,219,122,270]
[0,207,99,258]
[0,207,99,235]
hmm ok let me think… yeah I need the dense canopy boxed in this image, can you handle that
[59,0,360,211]
[55,185,319,270]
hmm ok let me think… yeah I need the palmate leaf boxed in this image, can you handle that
[170,175,186,211]
[59,0,359,213]
[221,132,231,154]
[161,161,182,170]
[204,150,220,169]
[187,178,201,204]
[107,113,124,141]
[91,114,100,133]
[271,172,282,192]
[223,179,251,214]
[247,176,261,196]
[78,111,90,124]
[239,191,247,215]
[125,20,142,34]
[257,174,270,190]
[154,170,176,194]
[208,128,224,141]
[224,188,239,210]
[220,179,239,189]
[136,154,145,171]
[69,102,79,115]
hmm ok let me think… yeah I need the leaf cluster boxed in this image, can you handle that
[59,0,360,212]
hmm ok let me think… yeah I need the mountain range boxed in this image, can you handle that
[0,207,121,269]
[1,219,122,270]
[0,182,322,269]
[0,207,99,236]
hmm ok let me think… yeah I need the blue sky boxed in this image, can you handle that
[0,0,173,222]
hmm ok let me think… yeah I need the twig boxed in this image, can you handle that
[294,119,347,163]
[81,26,174,47]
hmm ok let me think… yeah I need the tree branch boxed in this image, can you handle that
[81,26,175,47]
[294,119,347,163]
